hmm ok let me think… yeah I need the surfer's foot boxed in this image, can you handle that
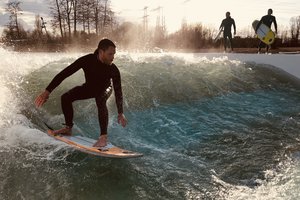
[93,135,107,147]
[49,126,72,136]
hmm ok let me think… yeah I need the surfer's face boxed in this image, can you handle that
[99,46,116,65]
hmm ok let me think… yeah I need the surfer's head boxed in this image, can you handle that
[95,39,116,65]
[226,12,230,18]
[97,39,116,51]
[268,9,273,15]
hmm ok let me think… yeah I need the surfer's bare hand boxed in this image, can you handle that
[35,90,50,108]
[118,113,127,127]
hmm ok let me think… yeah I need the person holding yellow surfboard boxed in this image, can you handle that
[256,9,278,54]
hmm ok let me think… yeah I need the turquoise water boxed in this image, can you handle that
[1,49,300,199]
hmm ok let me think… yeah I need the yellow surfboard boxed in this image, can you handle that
[252,20,275,45]
[46,130,143,158]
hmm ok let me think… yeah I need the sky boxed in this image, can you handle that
[0,0,300,35]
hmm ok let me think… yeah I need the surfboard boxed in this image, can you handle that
[213,29,223,43]
[252,20,275,45]
[46,130,143,158]
[278,51,300,54]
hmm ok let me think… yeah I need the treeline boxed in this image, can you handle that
[50,0,114,39]
[1,0,118,51]
[1,0,300,52]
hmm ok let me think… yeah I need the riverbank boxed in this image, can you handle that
[168,47,300,54]
[1,42,300,54]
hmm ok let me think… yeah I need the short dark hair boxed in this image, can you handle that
[94,38,116,54]
[98,39,116,50]
[268,8,273,14]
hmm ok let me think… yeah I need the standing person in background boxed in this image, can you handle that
[256,8,278,54]
[219,11,236,52]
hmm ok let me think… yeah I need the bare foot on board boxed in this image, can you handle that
[48,126,72,136]
[93,135,108,147]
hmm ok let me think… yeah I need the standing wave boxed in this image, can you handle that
[1,48,300,200]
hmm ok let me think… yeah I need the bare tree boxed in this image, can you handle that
[50,0,64,38]
[290,16,300,44]
[63,0,73,38]
[49,0,116,40]
[93,0,101,35]
[5,0,23,38]
[72,0,78,36]
[77,0,93,34]
[102,0,108,33]
[99,0,114,35]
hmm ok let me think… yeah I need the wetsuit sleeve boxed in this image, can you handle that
[46,57,84,93]
[219,20,224,30]
[111,65,123,114]
[233,19,236,33]
[273,16,278,33]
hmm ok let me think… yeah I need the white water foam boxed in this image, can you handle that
[219,155,300,200]
[0,47,80,149]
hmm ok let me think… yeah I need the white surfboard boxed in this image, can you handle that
[46,130,143,158]
[252,20,275,45]
[214,29,223,43]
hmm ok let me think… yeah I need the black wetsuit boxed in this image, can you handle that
[256,15,277,52]
[220,17,236,51]
[256,15,277,31]
[46,53,123,133]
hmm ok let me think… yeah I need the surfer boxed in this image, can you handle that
[34,39,127,147]
[256,9,278,53]
[219,11,236,52]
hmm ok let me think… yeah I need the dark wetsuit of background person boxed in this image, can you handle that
[256,9,277,53]
[220,12,236,52]
[45,53,123,135]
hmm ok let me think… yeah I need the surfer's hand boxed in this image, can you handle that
[118,113,127,127]
[35,90,50,108]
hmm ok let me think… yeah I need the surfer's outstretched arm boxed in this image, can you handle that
[35,90,50,107]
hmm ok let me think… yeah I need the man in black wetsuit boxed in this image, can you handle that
[35,39,127,147]
[256,8,277,53]
[219,11,236,52]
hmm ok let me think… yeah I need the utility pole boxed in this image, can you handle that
[41,17,48,35]
[143,6,149,34]
[153,6,165,33]
[143,6,149,42]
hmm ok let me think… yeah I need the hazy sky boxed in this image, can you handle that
[111,0,300,33]
[0,0,300,35]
